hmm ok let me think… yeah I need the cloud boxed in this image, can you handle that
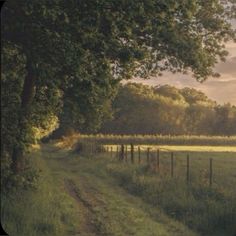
[132,39,236,105]
[200,80,236,105]
[215,56,236,78]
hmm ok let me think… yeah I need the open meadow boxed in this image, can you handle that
[2,135,236,236]
[105,149,236,235]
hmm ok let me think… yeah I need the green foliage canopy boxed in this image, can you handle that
[1,0,235,173]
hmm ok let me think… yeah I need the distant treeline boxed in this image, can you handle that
[100,83,236,135]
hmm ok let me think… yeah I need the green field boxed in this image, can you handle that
[105,144,236,152]
[78,134,236,146]
[2,140,236,236]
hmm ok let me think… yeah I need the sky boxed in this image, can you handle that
[133,23,236,105]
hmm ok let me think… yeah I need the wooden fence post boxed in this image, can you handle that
[147,148,150,164]
[90,143,93,156]
[116,146,119,158]
[186,154,190,184]
[130,143,134,164]
[209,158,213,187]
[120,144,124,161]
[110,146,113,158]
[125,145,128,162]
[156,149,160,172]
[138,146,141,164]
[171,152,174,178]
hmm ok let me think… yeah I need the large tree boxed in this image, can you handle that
[2,0,235,172]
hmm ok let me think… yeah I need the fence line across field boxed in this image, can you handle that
[104,144,214,187]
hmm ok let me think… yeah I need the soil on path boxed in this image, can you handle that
[64,179,98,236]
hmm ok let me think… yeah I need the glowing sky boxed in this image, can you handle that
[133,24,236,105]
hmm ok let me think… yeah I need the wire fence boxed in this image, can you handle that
[103,144,223,188]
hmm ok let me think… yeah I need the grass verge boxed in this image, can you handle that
[1,147,78,236]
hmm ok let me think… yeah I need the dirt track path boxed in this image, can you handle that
[44,143,198,236]
[64,179,98,236]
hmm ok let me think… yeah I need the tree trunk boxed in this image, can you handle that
[11,60,36,173]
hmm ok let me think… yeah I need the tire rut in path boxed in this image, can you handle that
[64,179,98,236]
